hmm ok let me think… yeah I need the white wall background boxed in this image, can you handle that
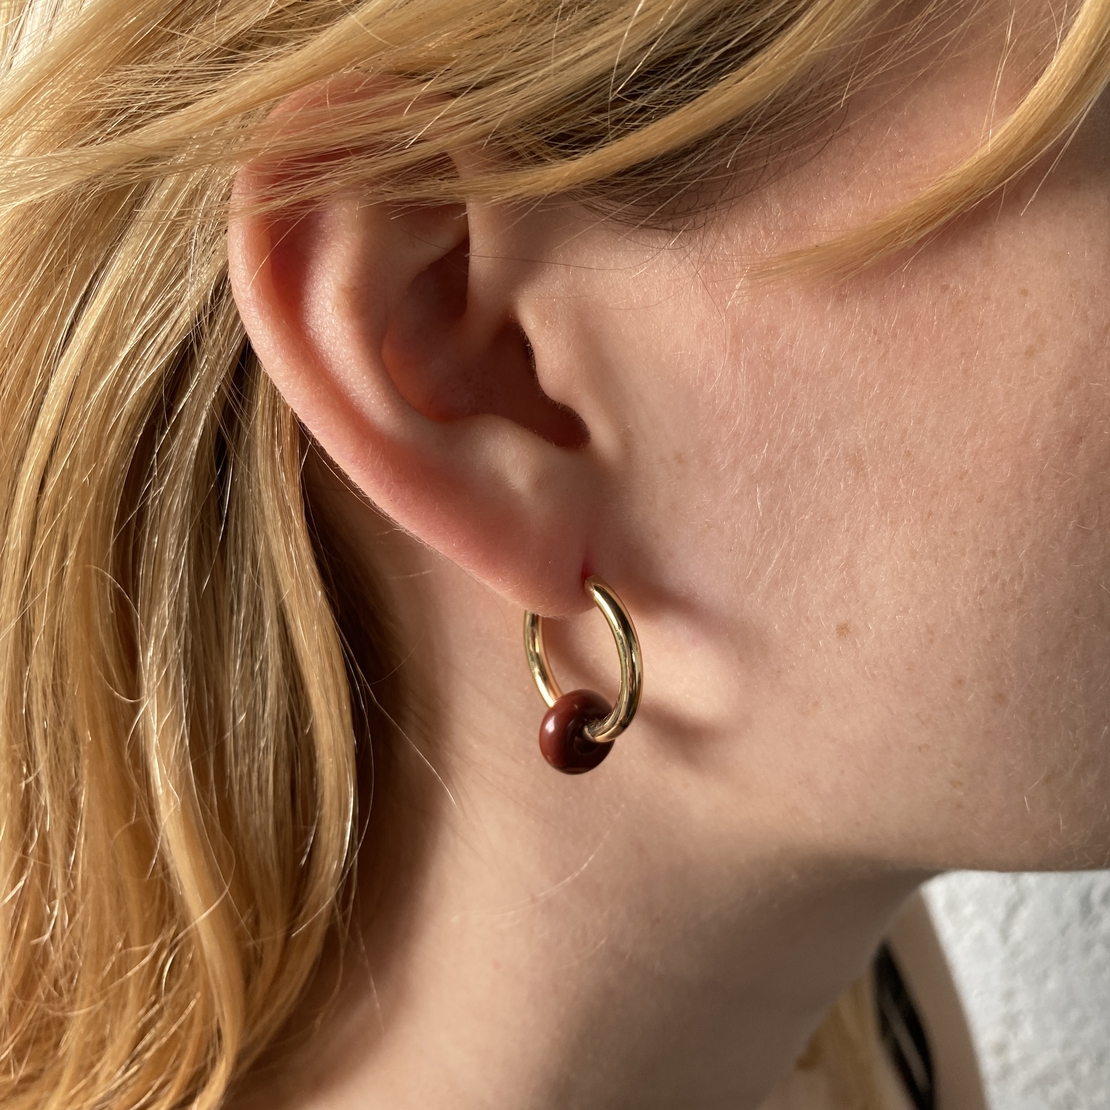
[924,872,1110,1110]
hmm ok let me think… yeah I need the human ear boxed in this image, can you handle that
[227,86,602,616]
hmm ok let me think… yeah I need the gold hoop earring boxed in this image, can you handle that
[523,576,643,774]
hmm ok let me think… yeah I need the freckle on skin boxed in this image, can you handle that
[836,622,851,639]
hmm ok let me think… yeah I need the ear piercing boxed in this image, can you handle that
[523,576,643,774]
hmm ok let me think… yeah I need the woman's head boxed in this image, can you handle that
[231,0,1110,865]
[2,0,1109,1107]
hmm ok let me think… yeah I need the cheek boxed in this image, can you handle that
[830,270,1110,866]
[605,191,1110,867]
[888,304,1110,865]
[848,323,1110,867]
[852,198,1110,864]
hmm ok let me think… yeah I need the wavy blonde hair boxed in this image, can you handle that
[2,1,1109,1107]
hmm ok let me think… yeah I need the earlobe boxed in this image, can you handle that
[227,91,599,615]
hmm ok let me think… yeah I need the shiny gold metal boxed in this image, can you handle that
[523,576,643,743]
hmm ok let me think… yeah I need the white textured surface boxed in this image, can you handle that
[924,872,1110,1110]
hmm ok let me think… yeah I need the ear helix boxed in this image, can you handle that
[523,577,643,774]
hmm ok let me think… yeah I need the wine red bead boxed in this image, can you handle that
[539,689,613,774]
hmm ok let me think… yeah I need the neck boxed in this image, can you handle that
[353,816,918,1110]
[233,487,926,1110]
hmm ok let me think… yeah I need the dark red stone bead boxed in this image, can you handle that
[539,689,613,774]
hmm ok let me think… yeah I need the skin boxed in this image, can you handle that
[226,2,1110,1106]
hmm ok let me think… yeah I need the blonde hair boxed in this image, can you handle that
[1,1,1108,1107]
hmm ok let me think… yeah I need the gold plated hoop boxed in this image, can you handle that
[523,576,643,744]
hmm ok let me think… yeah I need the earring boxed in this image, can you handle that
[523,576,643,774]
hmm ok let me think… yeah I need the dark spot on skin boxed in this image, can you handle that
[940,283,950,293]
[992,691,1009,707]
[1019,287,1029,298]
[953,676,965,688]
[950,779,964,790]
[836,622,852,639]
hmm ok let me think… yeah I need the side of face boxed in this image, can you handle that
[228,1,1110,874]
[505,6,1110,871]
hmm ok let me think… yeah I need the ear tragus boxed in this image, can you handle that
[382,218,587,449]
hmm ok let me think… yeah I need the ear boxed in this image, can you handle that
[227,84,602,615]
